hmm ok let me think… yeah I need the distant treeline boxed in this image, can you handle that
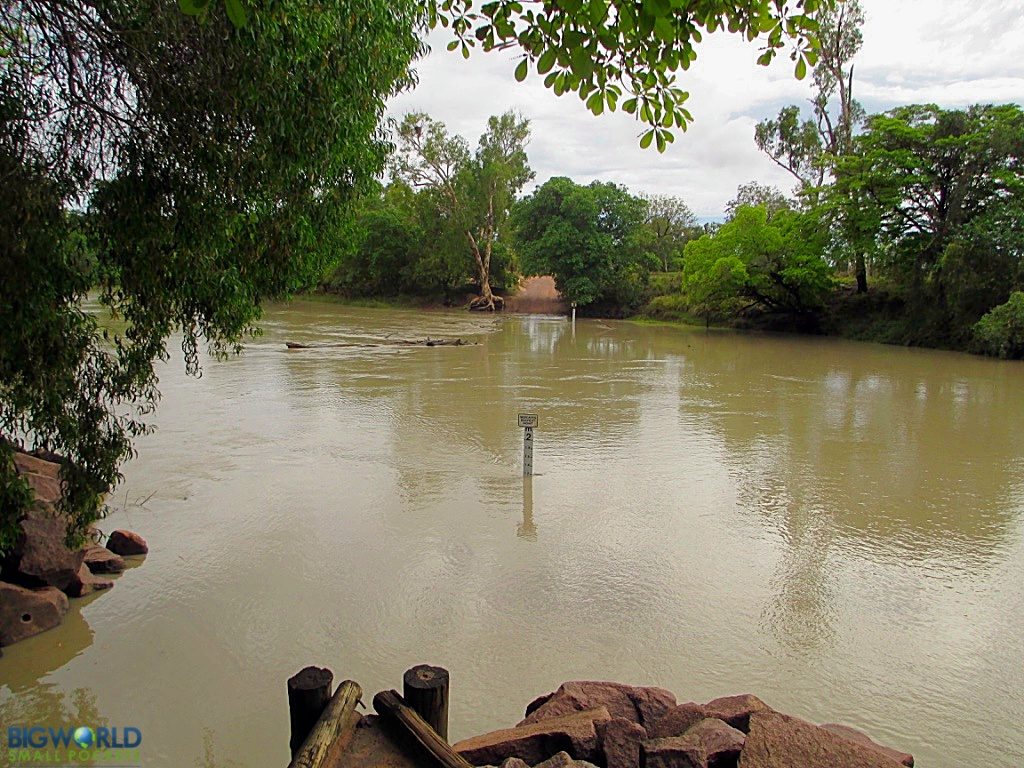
[321,101,1024,358]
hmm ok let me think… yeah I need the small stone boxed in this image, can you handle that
[67,563,114,597]
[0,582,69,645]
[82,544,125,574]
[499,760,531,768]
[534,752,600,767]
[105,529,148,556]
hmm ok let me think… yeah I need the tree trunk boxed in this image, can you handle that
[855,252,868,293]
[466,228,503,311]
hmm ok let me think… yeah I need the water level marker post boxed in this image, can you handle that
[519,413,538,476]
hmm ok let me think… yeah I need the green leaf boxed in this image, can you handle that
[178,0,211,16]
[795,56,807,80]
[537,49,557,74]
[640,129,655,149]
[224,0,247,28]
[515,58,528,82]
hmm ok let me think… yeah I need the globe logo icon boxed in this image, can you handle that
[72,726,95,749]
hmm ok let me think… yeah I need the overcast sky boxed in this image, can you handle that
[388,0,1024,219]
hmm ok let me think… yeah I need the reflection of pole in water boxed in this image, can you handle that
[518,475,537,540]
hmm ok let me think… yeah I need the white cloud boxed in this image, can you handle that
[387,1,1024,219]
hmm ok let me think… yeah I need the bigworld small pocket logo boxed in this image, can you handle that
[5,725,142,765]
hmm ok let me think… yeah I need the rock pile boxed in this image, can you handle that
[456,682,914,768]
[0,450,148,650]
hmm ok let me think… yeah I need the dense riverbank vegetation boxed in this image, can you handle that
[323,99,1024,357]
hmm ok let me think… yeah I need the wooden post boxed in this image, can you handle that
[288,680,363,768]
[288,666,334,757]
[403,665,450,741]
[373,690,473,768]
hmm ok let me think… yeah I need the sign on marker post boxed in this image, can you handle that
[518,413,538,476]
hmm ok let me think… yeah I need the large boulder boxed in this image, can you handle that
[67,564,115,598]
[3,517,84,592]
[0,582,69,645]
[105,529,148,557]
[703,695,770,734]
[642,735,707,768]
[738,711,905,768]
[82,544,125,574]
[520,682,676,730]
[642,718,745,768]
[12,451,63,506]
[455,707,611,766]
[648,703,709,740]
[598,717,646,768]
[819,724,914,767]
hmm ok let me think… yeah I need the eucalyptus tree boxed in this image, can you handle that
[393,111,533,310]
[754,0,869,290]
[642,194,700,271]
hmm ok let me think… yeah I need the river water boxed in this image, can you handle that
[2,300,1023,766]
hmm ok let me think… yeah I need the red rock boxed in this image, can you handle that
[106,529,148,556]
[819,724,914,766]
[455,707,611,766]
[520,682,677,729]
[82,544,125,574]
[684,719,745,768]
[642,736,707,768]
[703,695,770,733]
[67,563,114,597]
[13,451,62,480]
[648,703,709,739]
[3,517,84,591]
[535,753,600,767]
[599,717,647,768]
[0,582,69,645]
[738,711,905,768]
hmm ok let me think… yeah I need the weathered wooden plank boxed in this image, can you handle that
[372,690,473,768]
[288,680,362,768]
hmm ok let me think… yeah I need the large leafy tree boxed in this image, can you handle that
[725,181,793,221]
[641,194,700,271]
[514,177,655,312]
[0,1,424,548]
[837,104,1024,298]
[682,205,832,321]
[393,111,533,310]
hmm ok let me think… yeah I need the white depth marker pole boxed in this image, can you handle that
[518,414,538,476]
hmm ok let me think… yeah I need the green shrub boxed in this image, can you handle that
[972,292,1024,359]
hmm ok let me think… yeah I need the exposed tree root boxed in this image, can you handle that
[469,294,505,311]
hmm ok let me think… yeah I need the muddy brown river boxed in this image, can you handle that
[2,300,1023,766]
